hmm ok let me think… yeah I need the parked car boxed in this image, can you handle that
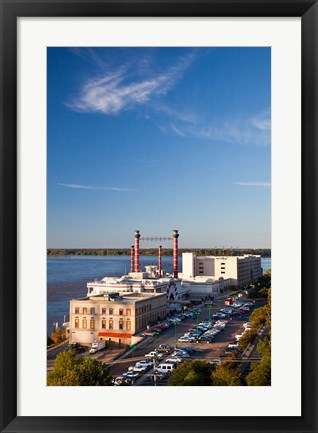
[182,346,195,354]
[210,358,222,366]
[228,342,239,348]
[122,371,140,379]
[178,336,193,342]
[230,311,241,317]
[225,347,241,355]
[128,364,149,373]
[157,344,174,353]
[113,376,134,386]
[136,359,152,367]
[148,372,166,381]
[196,335,214,343]
[213,312,227,319]
[155,363,176,374]
[166,357,183,364]
[145,351,164,359]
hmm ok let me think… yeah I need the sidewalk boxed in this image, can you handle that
[96,348,126,364]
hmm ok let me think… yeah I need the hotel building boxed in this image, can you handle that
[69,291,167,347]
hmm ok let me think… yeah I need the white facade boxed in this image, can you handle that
[180,253,262,286]
[69,292,167,346]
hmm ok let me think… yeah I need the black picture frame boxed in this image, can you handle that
[0,1,317,432]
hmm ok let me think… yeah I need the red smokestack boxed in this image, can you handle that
[173,229,179,278]
[134,230,140,272]
[130,246,135,273]
[158,245,162,278]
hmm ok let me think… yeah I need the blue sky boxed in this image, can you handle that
[47,47,271,249]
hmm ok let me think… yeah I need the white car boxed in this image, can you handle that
[235,334,244,340]
[122,371,140,379]
[166,357,183,364]
[173,350,190,358]
[210,358,222,366]
[137,359,152,366]
[144,351,164,359]
[228,342,239,348]
[128,364,149,373]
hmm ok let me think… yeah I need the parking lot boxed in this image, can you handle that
[108,298,262,385]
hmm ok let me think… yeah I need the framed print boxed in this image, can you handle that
[0,0,317,432]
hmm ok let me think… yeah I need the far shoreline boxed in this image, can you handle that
[47,248,271,258]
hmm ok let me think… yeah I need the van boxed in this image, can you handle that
[155,363,176,374]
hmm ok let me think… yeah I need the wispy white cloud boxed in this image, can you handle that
[234,182,271,187]
[67,52,195,115]
[170,122,186,137]
[249,111,271,131]
[58,183,137,192]
[165,111,271,146]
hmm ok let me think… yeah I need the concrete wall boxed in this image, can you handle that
[182,252,195,278]
[195,257,215,276]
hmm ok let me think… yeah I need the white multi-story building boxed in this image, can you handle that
[69,291,167,346]
[181,252,262,287]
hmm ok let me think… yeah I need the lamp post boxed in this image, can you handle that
[207,304,212,322]
[154,332,159,351]
[217,298,221,311]
[129,344,136,368]
[174,322,178,348]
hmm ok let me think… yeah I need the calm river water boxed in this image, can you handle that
[47,255,271,334]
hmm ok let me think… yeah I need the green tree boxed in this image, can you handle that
[47,350,113,386]
[245,355,271,386]
[249,306,268,328]
[211,353,243,386]
[211,367,243,386]
[245,336,271,386]
[238,328,256,351]
[168,360,213,386]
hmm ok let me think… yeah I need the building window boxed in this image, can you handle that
[90,307,95,315]
[126,308,131,316]
[119,319,124,330]
[119,308,124,315]
[102,319,106,329]
[83,307,87,314]
[90,318,95,329]
[102,308,106,314]
[82,318,87,329]
[109,319,113,330]
[75,318,79,328]
[126,319,131,331]
[109,308,113,315]
[75,307,79,314]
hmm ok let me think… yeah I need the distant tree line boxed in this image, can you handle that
[47,248,271,257]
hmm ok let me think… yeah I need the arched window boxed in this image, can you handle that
[82,318,87,329]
